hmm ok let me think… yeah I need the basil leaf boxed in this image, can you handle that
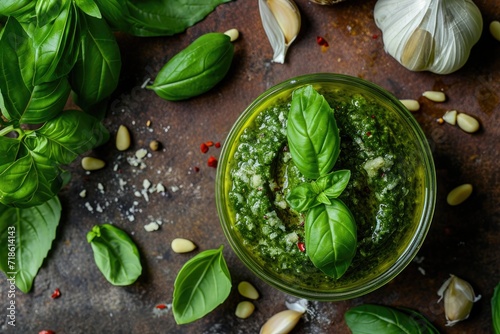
[173,245,231,324]
[345,304,437,334]
[32,0,78,84]
[74,0,101,19]
[287,85,340,179]
[305,200,357,279]
[95,0,232,37]
[493,283,500,334]
[316,169,351,199]
[35,0,63,27]
[0,196,61,293]
[24,109,110,165]
[0,144,63,207]
[70,11,121,110]
[399,307,440,334]
[147,33,233,101]
[0,1,35,17]
[287,182,320,212]
[87,224,142,286]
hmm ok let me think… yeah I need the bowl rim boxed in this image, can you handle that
[216,73,436,301]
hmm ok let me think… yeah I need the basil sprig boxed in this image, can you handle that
[286,85,356,279]
[173,246,231,324]
[87,224,142,286]
[493,283,500,334]
[345,304,440,333]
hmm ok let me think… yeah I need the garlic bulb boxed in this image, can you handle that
[374,0,483,74]
[259,0,301,63]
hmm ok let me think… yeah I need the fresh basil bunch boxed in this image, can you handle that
[286,85,357,279]
[345,304,440,333]
[147,32,234,101]
[493,283,500,334]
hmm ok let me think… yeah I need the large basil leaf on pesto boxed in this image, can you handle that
[287,85,340,179]
[305,201,356,279]
[345,304,439,333]
[70,11,121,110]
[94,0,232,37]
[493,283,500,334]
[0,143,63,208]
[0,196,61,293]
[173,246,231,324]
[24,110,110,165]
[87,224,142,286]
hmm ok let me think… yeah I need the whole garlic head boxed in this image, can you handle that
[374,0,483,74]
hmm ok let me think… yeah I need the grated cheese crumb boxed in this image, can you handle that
[144,222,160,232]
[79,190,87,198]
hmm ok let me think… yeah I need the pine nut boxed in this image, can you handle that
[235,301,255,319]
[149,140,160,151]
[81,157,106,171]
[237,281,259,300]
[171,238,197,253]
[456,113,480,133]
[116,125,131,151]
[260,310,304,334]
[224,28,239,42]
[422,91,446,102]
[490,21,500,42]
[442,110,457,125]
[447,184,473,206]
[400,99,420,112]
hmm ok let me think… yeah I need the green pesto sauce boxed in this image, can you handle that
[228,88,423,289]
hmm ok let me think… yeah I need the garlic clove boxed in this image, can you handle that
[260,309,304,334]
[437,275,481,327]
[401,28,435,71]
[259,0,301,63]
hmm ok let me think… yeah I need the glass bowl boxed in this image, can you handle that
[216,73,436,301]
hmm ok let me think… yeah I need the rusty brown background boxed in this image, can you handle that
[1,0,499,333]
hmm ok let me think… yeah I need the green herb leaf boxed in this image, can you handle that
[94,0,232,37]
[173,245,231,324]
[74,0,101,19]
[87,224,142,286]
[345,304,438,333]
[493,283,500,334]
[316,170,351,199]
[35,0,63,27]
[0,1,34,17]
[147,33,234,101]
[286,182,319,212]
[70,11,121,110]
[0,196,61,293]
[287,85,340,179]
[305,200,357,279]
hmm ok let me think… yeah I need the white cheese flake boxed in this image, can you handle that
[144,222,160,232]
[79,190,87,198]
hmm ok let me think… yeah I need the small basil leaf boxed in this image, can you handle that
[87,224,142,286]
[316,192,331,205]
[286,182,319,212]
[316,169,351,199]
[0,196,61,293]
[493,283,500,334]
[0,144,63,207]
[147,33,234,101]
[25,109,109,165]
[287,85,340,179]
[0,1,35,17]
[74,0,101,19]
[173,245,231,324]
[305,200,357,279]
[35,0,63,27]
[345,304,435,334]
[398,307,440,333]
[70,11,121,109]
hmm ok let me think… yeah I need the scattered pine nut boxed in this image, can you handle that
[456,113,480,133]
[437,118,444,124]
[149,140,160,151]
[146,120,152,127]
[422,91,446,102]
[490,21,500,42]
[447,184,473,206]
[224,28,239,42]
[116,125,131,151]
[260,310,304,334]
[81,157,106,171]
[171,238,197,253]
[235,301,255,319]
[400,99,420,112]
[442,110,457,125]
[237,281,259,300]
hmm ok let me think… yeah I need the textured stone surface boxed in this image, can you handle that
[1,1,499,333]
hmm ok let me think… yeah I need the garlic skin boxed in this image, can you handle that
[374,0,483,74]
[259,0,301,63]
